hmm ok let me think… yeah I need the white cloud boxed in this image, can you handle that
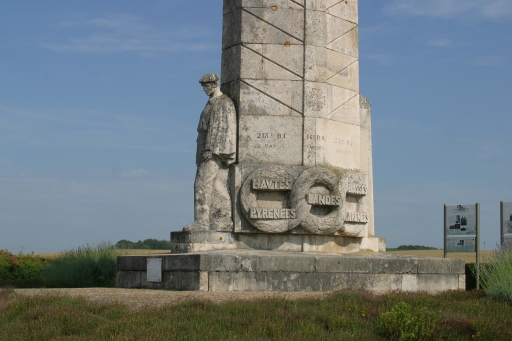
[42,14,216,54]
[385,0,512,20]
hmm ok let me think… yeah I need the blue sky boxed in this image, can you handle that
[1,0,511,253]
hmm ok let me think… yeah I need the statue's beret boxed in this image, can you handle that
[199,73,219,84]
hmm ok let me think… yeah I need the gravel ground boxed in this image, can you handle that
[11,288,334,311]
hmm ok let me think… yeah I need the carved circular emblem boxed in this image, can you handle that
[289,167,345,234]
[240,166,301,233]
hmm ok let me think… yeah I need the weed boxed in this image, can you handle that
[375,301,441,341]
[41,242,122,288]
[477,242,512,303]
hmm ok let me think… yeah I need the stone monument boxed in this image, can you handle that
[173,0,383,254]
[116,0,466,292]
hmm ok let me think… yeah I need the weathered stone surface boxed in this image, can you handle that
[117,251,465,292]
[116,271,141,289]
[117,255,148,271]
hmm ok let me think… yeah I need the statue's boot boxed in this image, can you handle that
[183,221,209,232]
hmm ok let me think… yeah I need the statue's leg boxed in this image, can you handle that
[187,156,222,231]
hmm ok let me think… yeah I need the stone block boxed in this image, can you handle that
[239,80,302,116]
[459,275,466,290]
[259,253,315,272]
[313,118,361,170]
[417,258,465,274]
[166,271,207,291]
[327,27,358,57]
[311,273,334,291]
[349,273,402,292]
[327,0,358,23]
[238,233,269,249]
[238,114,303,165]
[303,235,348,253]
[116,271,141,289]
[269,272,313,292]
[305,46,357,83]
[402,274,460,292]
[245,44,304,77]
[117,256,147,271]
[315,255,371,273]
[268,234,302,251]
[328,94,360,125]
[209,271,268,291]
[201,252,252,272]
[244,7,304,41]
[369,257,418,274]
[163,254,201,271]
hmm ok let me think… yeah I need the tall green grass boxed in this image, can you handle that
[477,241,512,303]
[41,242,121,288]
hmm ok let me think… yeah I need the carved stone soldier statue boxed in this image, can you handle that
[184,73,237,232]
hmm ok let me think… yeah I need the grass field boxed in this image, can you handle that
[1,288,512,340]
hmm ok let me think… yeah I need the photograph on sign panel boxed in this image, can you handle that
[446,205,476,236]
[446,237,476,253]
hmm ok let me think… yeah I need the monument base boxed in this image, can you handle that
[171,231,386,254]
[116,250,465,292]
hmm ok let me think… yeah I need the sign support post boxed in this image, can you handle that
[476,203,480,290]
[501,201,504,246]
[444,204,447,259]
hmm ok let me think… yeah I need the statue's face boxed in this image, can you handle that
[202,83,216,97]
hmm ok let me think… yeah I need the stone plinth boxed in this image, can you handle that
[116,250,465,292]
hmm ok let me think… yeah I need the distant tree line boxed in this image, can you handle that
[115,239,172,250]
[387,245,439,251]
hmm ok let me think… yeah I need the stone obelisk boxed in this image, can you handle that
[173,0,384,253]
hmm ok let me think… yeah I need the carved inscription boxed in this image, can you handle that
[345,212,369,223]
[347,183,368,196]
[306,194,342,206]
[250,208,297,219]
[252,178,292,191]
[257,132,288,149]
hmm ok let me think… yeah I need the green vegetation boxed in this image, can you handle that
[375,301,441,341]
[477,242,512,303]
[387,245,439,251]
[41,242,121,288]
[115,238,172,250]
[0,250,49,286]
[1,290,511,340]
[1,243,123,289]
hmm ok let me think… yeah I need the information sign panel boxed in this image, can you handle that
[147,258,162,283]
[446,236,476,253]
[445,204,477,236]
[502,202,512,245]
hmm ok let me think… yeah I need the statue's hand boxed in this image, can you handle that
[202,151,213,163]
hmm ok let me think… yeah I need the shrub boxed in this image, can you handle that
[0,250,48,282]
[477,241,512,303]
[41,242,121,288]
[376,301,441,341]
